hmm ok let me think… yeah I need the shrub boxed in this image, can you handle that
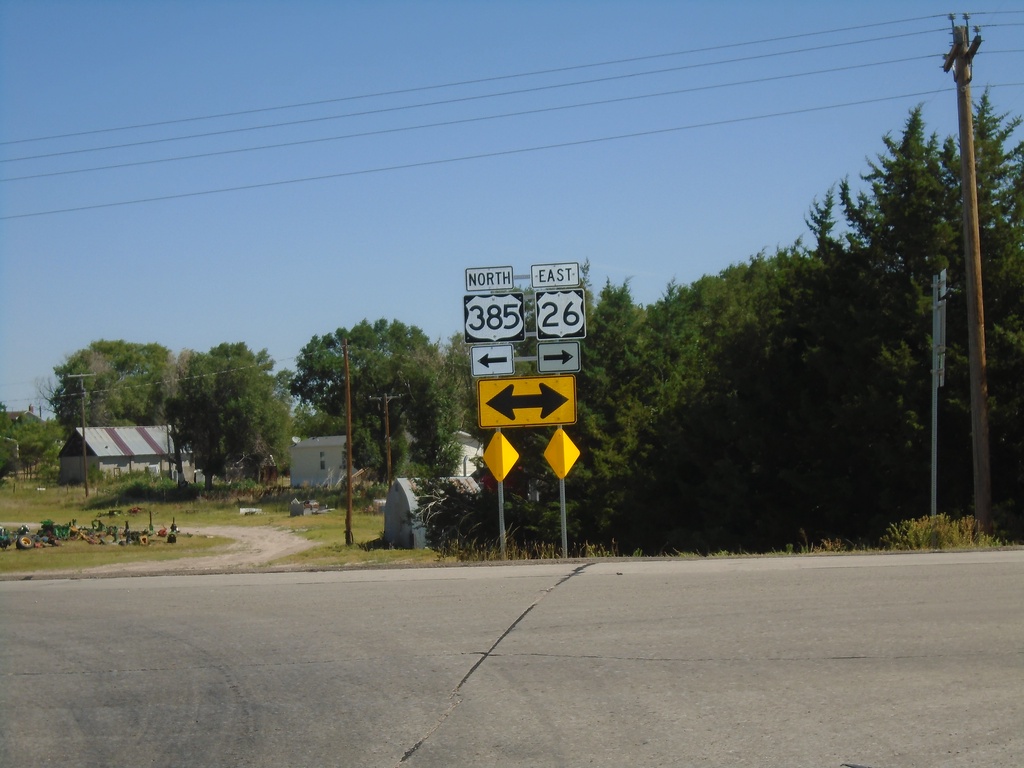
[881,514,1001,550]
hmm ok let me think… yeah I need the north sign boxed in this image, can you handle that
[478,375,577,428]
[536,341,581,373]
[470,343,515,377]
[536,289,586,340]
[464,292,526,343]
[465,266,515,292]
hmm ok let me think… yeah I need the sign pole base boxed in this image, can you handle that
[559,478,567,558]
[497,480,507,559]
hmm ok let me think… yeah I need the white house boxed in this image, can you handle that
[454,431,483,477]
[58,426,192,485]
[289,436,347,487]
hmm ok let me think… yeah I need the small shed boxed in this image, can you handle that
[383,476,480,550]
[383,479,425,549]
[289,436,347,487]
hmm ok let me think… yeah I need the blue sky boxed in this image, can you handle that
[2,1,1022,417]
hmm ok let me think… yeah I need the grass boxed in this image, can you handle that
[1,482,1014,575]
[0,533,230,574]
[0,482,436,575]
[881,513,1000,550]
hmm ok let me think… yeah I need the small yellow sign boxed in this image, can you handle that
[478,375,576,428]
[544,427,580,479]
[483,432,519,482]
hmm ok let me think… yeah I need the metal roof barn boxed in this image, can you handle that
[58,426,189,485]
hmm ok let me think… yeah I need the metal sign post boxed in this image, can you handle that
[483,430,519,559]
[544,427,580,558]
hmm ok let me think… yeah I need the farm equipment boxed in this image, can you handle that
[0,524,53,550]
[1,513,182,551]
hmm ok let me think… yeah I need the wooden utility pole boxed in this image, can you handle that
[67,373,97,497]
[943,16,992,534]
[369,393,402,486]
[343,339,354,545]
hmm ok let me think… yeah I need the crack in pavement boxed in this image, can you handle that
[396,563,591,765]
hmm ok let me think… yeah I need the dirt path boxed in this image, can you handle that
[13,526,319,579]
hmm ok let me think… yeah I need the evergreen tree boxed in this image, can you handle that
[571,280,653,545]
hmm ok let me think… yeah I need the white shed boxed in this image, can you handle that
[383,478,426,549]
[383,476,480,550]
[289,436,347,487]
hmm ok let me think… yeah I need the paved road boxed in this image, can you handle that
[1,551,1021,767]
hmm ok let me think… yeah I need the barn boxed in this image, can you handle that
[58,426,192,485]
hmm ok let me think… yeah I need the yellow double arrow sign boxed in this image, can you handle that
[477,375,576,428]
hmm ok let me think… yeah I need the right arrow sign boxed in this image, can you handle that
[536,341,581,374]
[478,375,577,428]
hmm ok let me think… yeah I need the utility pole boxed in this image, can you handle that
[943,15,992,534]
[67,373,97,497]
[369,393,402,486]
[343,339,354,545]
[932,269,948,539]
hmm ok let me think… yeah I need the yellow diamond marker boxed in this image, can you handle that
[544,427,580,479]
[483,432,519,482]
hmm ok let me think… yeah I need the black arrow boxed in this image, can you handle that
[487,383,568,420]
[477,352,509,368]
[541,349,574,365]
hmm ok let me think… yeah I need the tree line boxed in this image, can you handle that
[17,94,1022,551]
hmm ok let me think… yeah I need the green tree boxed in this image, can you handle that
[570,280,653,545]
[49,340,174,431]
[10,418,64,482]
[640,253,815,552]
[0,403,14,480]
[167,343,289,490]
[0,405,64,482]
[290,319,462,480]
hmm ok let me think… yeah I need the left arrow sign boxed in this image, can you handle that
[471,344,515,377]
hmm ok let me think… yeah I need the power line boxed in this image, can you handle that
[0,28,944,165]
[0,14,951,147]
[0,55,937,183]
[0,88,948,221]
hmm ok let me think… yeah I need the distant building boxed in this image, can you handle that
[58,426,192,485]
[5,404,42,426]
[289,436,347,487]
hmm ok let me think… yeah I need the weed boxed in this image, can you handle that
[881,514,1001,550]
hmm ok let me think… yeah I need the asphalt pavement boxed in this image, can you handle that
[1,551,1021,767]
